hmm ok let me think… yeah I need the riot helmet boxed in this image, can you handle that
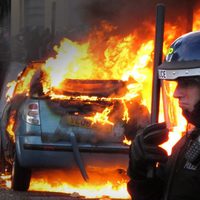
[158,31,200,80]
[158,31,200,128]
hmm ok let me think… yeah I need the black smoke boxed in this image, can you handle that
[81,0,196,35]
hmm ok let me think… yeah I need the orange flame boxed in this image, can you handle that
[123,136,132,145]
[5,11,197,197]
[6,110,16,143]
[24,23,162,197]
[6,81,17,102]
[6,63,41,101]
[193,3,200,31]
[86,107,114,126]
[29,168,130,199]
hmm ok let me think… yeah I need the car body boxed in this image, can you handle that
[1,74,150,191]
[0,71,150,191]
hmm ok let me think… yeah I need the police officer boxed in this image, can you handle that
[127,31,200,200]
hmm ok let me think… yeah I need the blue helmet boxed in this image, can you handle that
[158,31,200,80]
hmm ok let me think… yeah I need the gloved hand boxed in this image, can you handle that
[128,122,169,179]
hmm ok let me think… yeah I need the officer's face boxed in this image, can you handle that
[173,78,200,112]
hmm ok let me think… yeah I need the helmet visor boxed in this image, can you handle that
[160,80,186,130]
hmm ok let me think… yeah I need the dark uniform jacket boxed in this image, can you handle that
[127,129,200,200]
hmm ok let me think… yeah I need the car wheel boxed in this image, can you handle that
[11,154,31,191]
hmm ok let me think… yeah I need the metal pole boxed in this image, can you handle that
[186,0,194,32]
[151,3,165,124]
[147,3,165,178]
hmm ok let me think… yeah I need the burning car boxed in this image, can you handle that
[0,60,150,191]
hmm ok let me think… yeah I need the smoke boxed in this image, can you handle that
[80,0,196,35]
[81,0,155,35]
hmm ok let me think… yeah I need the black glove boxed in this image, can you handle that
[128,122,169,179]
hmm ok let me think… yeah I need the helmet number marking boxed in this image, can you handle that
[159,70,167,79]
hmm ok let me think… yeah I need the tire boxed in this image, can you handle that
[11,154,31,191]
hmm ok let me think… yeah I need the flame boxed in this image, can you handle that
[5,9,200,198]
[6,110,16,143]
[5,63,41,101]
[29,168,130,199]
[6,81,17,102]
[40,28,154,105]
[24,24,157,197]
[0,174,11,188]
[193,2,200,31]
[123,136,132,145]
[86,107,114,126]
[122,100,130,122]
[13,68,37,97]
